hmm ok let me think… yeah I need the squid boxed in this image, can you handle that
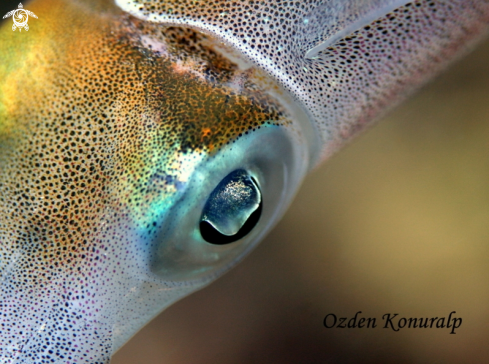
[1,0,488,362]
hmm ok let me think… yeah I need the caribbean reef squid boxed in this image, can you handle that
[1,0,488,362]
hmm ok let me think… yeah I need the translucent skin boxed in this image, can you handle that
[118,0,489,160]
[0,0,310,361]
[0,0,488,363]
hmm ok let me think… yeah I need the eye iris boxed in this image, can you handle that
[200,169,262,245]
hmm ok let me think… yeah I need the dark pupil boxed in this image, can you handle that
[200,169,262,245]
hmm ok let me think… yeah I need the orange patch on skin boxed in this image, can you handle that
[0,0,291,263]
[201,127,212,138]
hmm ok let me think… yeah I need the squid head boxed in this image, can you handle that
[0,0,488,362]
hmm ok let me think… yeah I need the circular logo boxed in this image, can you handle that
[3,3,38,32]
[13,9,28,28]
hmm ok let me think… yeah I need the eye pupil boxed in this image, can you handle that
[199,204,262,245]
[200,170,262,245]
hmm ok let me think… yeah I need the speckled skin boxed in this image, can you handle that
[1,0,489,363]
[0,0,310,362]
[118,0,489,160]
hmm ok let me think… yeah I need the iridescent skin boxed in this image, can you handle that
[0,0,311,361]
[1,0,488,362]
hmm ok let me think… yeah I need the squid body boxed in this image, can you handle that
[0,0,488,362]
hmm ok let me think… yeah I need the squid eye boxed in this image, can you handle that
[200,170,262,245]
[150,122,316,282]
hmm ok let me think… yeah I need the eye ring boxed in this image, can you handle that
[150,125,310,282]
